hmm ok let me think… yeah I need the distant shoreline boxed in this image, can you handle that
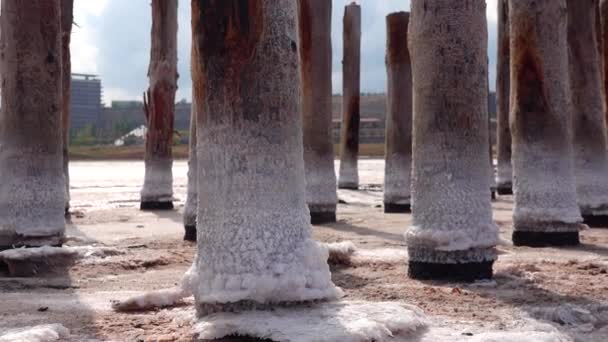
[69,144,386,161]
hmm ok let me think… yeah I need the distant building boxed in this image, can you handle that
[97,92,497,145]
[110,100,143,109]
[70,73,103,132]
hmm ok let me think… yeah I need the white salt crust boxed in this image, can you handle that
[496,164,513,188]
[184,153,198,227]
[575,167,608,216]
[304,168,338,212]
[465,331,571,342]
[193,301,428,342]
[140,160,174,203]
[194,239,343,304]
[0,246,124,261]
[112,287,187,312]
[0,153,66,240]
[384,156,411,205]
[113,263,196,312]
[405,223,500,252]
[0,324,70,342]
[351,248,409,265]
[184,102,198,227]
[325,241,409,265]
[325,241,357,264]
[512,149,583,230]
[338,160,359,188]
[531,303,608,332]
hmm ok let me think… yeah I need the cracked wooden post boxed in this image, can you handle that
[298,0,338,224]
[496,0,512,196]
[61,0,74,215]
[488,57,496,201]
[338,2,361,190]
[140,0,178,210]
[510,0,584,247]
[601,0,608,119]
[183,96,197,241]
[568,0,608,227]
[383,12,412,214]
[0,0,65,249]
[191,0,341,316]
[406,0,498,281]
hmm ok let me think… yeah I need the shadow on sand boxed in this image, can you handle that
[0,225,101,340]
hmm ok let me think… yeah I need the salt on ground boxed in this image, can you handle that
[193,301,428,342]
[325,241,408,265]
[464,331,571,342]
[0,324,70,342]
[112,263,196,312]
[0,245,124,261]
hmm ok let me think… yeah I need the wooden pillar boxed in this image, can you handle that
[496,0,512,195]
[383,12,412,214]
[298,0,338,224]
[338,2,361,190]
[568,0,608,227]
[61,0,74,214]
[183,97,197,242]
[140,0,178,210]
[0,0,65,249]
[191,0,340,317]
[510,0,583,246]
[601,0,608,119]
[406,0,498,281]
[488,57,496,200]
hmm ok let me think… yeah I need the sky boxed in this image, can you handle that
[72,0,499,104]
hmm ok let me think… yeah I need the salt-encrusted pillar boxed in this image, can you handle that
[488,57,497,200]
[496,0,512,196]
[298,0,338,224]
[601,0,608,118]
[338,2,361,190]
[191,0,341,316]
[183,97,197,241]
[567,0,608,227]
[141,0,178,210]
[0,0,65,249]
[383,12,412,213]
[510,0,584,246]
[61,0,74,214]
[406,0,498,281]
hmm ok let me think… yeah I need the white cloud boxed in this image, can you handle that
[70,0,499,103]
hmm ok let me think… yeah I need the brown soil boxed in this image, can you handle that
[1,162,607,341]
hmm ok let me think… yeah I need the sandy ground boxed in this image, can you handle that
[1,160,607,341]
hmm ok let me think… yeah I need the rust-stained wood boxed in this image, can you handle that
[0,0,65,247]
[297,0,337,223]
[567,0,608,225]
[383,12,412,213]
[600,0,608,120]
[496,0,512,194]
[510,0,582,246]
[141,0,178,210]
[191,0,338,316]
[407,0,496,281]
[61,0,74,213]
[338,2,361,190]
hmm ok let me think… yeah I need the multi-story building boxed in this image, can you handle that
[70,73,103,132]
